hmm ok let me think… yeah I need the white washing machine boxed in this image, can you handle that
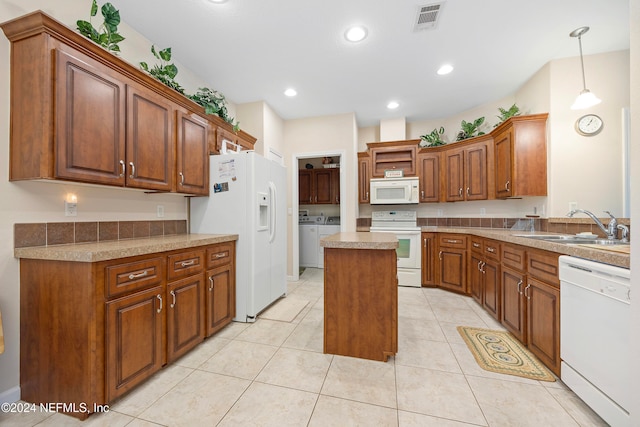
[299,215,324,268]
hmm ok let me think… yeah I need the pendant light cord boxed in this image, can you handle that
[578,35,588,91]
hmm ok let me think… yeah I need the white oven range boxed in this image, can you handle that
[369,210,421,287]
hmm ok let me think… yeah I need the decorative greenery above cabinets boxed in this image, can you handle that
[456,117,486,141]
[76,0,124,53]
[494,104,521,128]
[140,46,186,95]
[419,127,446,148]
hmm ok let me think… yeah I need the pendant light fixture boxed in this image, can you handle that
[569,26,601,110]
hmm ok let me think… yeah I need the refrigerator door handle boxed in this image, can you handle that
[268,182,277,243]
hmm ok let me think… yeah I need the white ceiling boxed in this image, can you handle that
[108,0,629,127]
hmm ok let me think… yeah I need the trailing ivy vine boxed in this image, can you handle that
[76,0,125,53]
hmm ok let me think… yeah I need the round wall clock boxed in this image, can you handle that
[575,114,603,136]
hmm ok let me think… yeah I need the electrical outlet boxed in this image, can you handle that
[65,201,77,217]
[569,202,578,212]
[157,205,165,218]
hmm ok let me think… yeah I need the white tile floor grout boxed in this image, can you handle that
[1,267,607,426]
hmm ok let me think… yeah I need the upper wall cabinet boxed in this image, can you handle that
[368,141,419,178]
[493,114,548,198]
[0,11,255,195]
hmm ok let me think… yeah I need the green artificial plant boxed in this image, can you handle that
[419,126,446,147]
[456,117,486,141]
[189,88,239,132]
[494,104,521,127]
[140,46,185,95]
[76,0,125,53]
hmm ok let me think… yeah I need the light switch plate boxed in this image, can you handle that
[157,205,165,218]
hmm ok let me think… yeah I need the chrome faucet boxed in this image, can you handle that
[567,209,619,240]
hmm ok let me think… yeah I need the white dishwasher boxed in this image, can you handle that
[559,256,631,427]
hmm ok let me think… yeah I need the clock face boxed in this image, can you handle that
[576,114,603,136]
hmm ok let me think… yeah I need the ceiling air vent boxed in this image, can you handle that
[414,2,445,31]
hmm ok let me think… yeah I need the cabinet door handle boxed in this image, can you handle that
[505,180,510,191]
[336,196,339,203]
[129,161,136,178]
[466,187,470,196]
[458,187,463,197]
[366,192,369,201]
[209,275,214,291]
[524,284,531,300]
[421,190,425,198]
[180,260,196,267]
[156,294,163,313]
[119,160,125,177]
[438,250,443,260]
[170,290,176,308]
[179,172,185,185]
[477,260,483,271]
[481,261,486,273]
[517,279,523,294]
[128,270,148,280]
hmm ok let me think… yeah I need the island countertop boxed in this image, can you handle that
[320,232,398,250]
[14,233,238,263]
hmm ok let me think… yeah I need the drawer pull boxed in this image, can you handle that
[156,294,163,313]
[170,290,176,308]
[487,247,495,253]
[473,243,480,248]
[214,253,226,259]
[180,260,196,267]
[209,276,214,291]
[446,239,459,244]
[128,270,149,280]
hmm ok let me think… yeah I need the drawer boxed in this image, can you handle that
[502,244,526,271]
[483,240,500,261]
[167,250,205,281]
[527,249,560,286]
[469,237,483,253]
[438,234,467,249]
[105,257,164,298]
[206,243,234,269]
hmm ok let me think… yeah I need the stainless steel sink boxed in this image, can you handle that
[513,234,629,245]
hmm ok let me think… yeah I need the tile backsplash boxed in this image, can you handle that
[15,220,188,248]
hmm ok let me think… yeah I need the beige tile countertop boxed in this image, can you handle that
[419,227,629,269]
[14,233,238,263]
[320,232,399,250]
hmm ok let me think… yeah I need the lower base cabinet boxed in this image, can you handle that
[526,276,561,375]
[501,266,527,343]
[19,239,236,419]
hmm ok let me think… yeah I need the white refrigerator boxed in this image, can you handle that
[190,151,287,322]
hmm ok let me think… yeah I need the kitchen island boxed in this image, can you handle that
[320,232,398,362]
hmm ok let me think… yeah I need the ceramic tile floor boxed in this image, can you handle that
[2,267,608,427]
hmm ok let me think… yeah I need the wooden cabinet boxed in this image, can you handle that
[215,126,257,153]
[500,244,527,342]
[494,114,548,198]
[436,234,467,293]
[370,142,418,177]
[205,243,236,336]
[468,238,501,320]
[299,169,339,205]
[18,239,236,419]
[176,111,209,195]
[421,232,436,286]
[444,138,490,202]
[358,153,371,203]
[126,83,175,192]
[1,11,257,195]
[524,249,561,375]
[417,150,440,202]
[324,246,397,361]
[165,250,206,362]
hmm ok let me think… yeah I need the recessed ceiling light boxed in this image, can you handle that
[284,88,297,97]
[208,0,228,3]
[387,101,399,110]
[437,64,454,75]
[345,26,368,42]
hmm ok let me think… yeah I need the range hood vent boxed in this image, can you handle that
[414,2,445,31]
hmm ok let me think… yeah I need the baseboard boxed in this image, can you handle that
[0,385,20,404]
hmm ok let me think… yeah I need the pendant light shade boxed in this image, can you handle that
[570,26,601,110]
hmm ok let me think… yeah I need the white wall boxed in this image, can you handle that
[629,0,639,423]
[0,0,210,402]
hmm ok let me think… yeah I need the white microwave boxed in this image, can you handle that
[370,177,419,204]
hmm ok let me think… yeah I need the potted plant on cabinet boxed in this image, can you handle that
[455,117,486,141]
[494,104,521,127]
[419,127,446,147]
[76,0,125,53]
